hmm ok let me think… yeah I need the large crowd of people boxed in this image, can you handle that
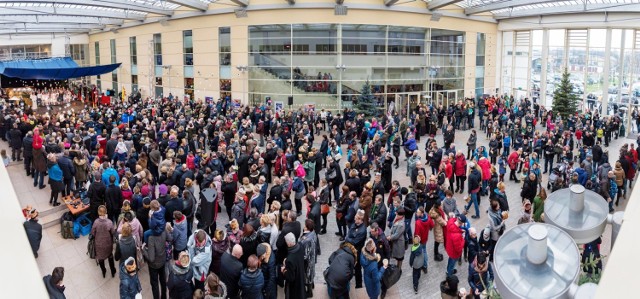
[2,91,639,299]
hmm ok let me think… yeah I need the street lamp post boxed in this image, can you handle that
[336,64,346,111]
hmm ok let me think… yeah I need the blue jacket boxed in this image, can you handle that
[57,156,75,180]
[468,262,494,294]
[149,207,166,236]
[102,167,120,187]
[404,138,417,151]
[172,217,188,251]
[48,163,63,182]
[503,136,511,148]
[575,168,588,186]
[119,262,142,299]
[361,251,385,299]
[251,194,265,214]
[239,268,265,299]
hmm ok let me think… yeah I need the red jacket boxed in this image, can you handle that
[414,214,434,245]
[274,154,287,176]
[507,152,520,170]
[477,158,491,180]
[444,218,464,259]
[454,155,467,177]
[186,154,196,170]
[443,161,453,179]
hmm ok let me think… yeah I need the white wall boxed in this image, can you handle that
[0,33,88,57]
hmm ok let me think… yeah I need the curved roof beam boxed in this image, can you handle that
[0,22,105,30]
[0,0,174,16]
[428,0,462,10]
[0,6,146,20]
[165,0,208,11]
[465,0,559,15]
[493,3,640,19]
[230,0,248,7]
[0,28,90,34]
[0,15,124,25]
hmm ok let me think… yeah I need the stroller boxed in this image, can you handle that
[547,164,565,190]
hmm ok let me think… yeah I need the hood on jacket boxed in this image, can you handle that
[361,239,377,261]
[342,241,357,257]
[74,156,87,165]
[615,161,622,170]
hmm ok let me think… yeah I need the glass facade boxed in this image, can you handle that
[501,28,640,114]
[248,24,465,109]
[0,44,51,60]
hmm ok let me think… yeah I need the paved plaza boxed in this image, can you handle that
[5,122,633,299]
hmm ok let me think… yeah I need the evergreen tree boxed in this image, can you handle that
[355,80,378,118]
[552,68,579,119]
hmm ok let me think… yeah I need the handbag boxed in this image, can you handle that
[321,204,330,215]
[87,234,96,259]
[382,264,402,288]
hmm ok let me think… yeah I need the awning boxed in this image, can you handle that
[0,57,120,80]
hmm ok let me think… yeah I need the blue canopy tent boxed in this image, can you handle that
[0,57,120,80]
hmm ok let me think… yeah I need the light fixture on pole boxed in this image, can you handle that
[336,64,346,110]
[162,65,172,97]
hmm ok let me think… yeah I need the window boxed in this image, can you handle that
[153,33,162,66]
[129,37,137,66]
[183,30,193,66]
[95,41,101,82]
[219,27,230,66]
[110,39,117,92]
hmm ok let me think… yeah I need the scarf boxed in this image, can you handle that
[473,258,488,273]
[370,204,379,219]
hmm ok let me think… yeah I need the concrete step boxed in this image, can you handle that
[40,208,68,229]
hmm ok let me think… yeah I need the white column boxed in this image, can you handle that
[603,29,612,116]
[541,29,549,108]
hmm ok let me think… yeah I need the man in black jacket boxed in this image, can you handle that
[22,131,34,176]
[325,242,356,299]
[326,156,343,202]
[87,173,107,221]
[57,151,75,196]
[276,211,302,265]
[105,175,123,223]
[9,123,22,161]
[220,245,244,299]
[23,208,42,258]
[346,210,366,288]
[371,195,388,232]
[282,233,306,299]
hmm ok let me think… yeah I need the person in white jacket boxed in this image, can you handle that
[188,229,212,291]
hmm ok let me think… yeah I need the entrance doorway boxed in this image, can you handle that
[437,90,458,107]
[393,92,421,117]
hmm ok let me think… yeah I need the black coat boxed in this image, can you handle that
[282,243,306,299]
[57,156,75,180]
[105,185,123,215]
[221,180,237,209]
[345,177,362,197]
[220,252,243,298]
[308,201,322,235]
[371,203,388,230]
[9,127,22,149]
[22,135,33,157]
[521,178,538,200]
[324,245,355,290]
[24,219,42,258]
[276,221,301,264]
[87,181,107,220]
[43,275,66,299]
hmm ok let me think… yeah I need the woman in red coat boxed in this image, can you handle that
[454,151,467,193]
[444,214,466,276]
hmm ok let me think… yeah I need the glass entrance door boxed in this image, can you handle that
[438,90,458,107]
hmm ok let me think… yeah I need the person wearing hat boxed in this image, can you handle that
[606,171,619,213]
[387,207,406,270]
[444,213,466,276]
[167,251,194,299]
[119,256,142,299]
[23,208,42,258]
[256,243,277,299]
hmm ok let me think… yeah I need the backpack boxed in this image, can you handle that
[60,212,76,240]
